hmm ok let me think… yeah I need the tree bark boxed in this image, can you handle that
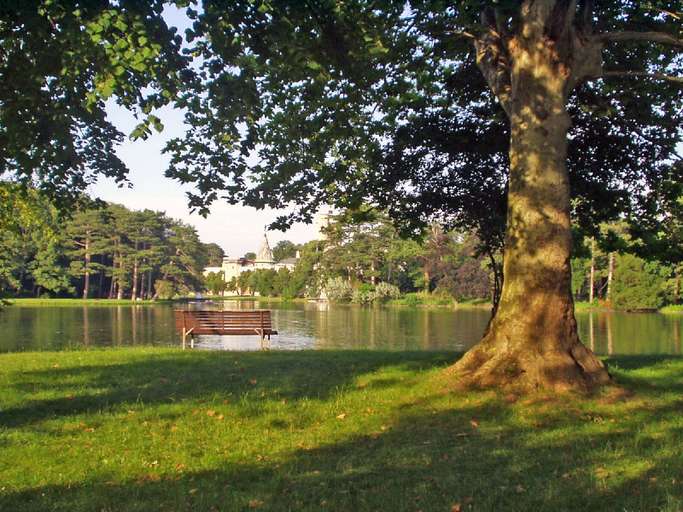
[82,230,91,299]
[131,241,139,301]
[607,252,615,303]
[116,251,124,300]
[589,239,595,303]
[451,12,610,391]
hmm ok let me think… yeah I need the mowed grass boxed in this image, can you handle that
[1,349,682,511]
[6,298,161,307]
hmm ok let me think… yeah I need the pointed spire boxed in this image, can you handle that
[256,229,274,262]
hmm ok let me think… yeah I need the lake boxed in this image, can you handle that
[0,301,681,355]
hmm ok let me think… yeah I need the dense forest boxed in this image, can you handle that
[0,184,223,300]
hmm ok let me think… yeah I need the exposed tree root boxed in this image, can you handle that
[447,329,612,393]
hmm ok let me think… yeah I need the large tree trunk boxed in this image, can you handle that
[451,16,610,391]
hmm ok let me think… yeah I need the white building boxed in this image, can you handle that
[203,233,298,285]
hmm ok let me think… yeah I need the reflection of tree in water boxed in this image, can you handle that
[607,313,613,356]
[82,307,90,347]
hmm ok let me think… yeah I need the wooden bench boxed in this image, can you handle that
[174,310,278,350]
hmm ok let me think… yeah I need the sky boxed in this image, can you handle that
[88,6,319,258]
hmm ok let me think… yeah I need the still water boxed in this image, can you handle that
[0,301,681,355]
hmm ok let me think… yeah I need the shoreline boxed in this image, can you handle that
[4,297,681,314]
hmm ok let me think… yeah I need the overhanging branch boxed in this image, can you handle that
[601,70,683,85]
[599,31,683,47]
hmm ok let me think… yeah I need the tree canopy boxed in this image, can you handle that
[163,1,681,251]
[0,0,189,203]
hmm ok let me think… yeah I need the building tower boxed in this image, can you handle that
[256,231,274,262]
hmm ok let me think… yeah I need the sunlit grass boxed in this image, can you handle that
[6,298,163,307]
[1,348,682,511]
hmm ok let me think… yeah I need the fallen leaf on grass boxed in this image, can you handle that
[206,410,216,417]
[515,484,526,493]
[249,379,258,385]
[451,504,462,512]
[137,473,161,483]
[336,413,347,420]
[595,467,610,479]
[248,499,264,508]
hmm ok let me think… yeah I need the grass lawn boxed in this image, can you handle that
[1,349,682,511]
[6,298,162,307]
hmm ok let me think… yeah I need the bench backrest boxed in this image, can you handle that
[174,309,274,335]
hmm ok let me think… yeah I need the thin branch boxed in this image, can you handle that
[444,30,477,40]
[633,130,683,161]
[577,0,594,34]
[601,70,683,84]
[599,31,683,47]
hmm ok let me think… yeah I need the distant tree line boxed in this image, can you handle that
[0,185,222,300]
[207,207,681,311]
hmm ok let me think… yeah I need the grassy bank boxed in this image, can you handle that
[206,295,308,303]
[575,301,682,314]
[6,298,163,307]
[1,348,682,511]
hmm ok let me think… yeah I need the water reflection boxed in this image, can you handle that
[0,301,681,356]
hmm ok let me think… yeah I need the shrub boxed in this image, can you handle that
[402,293,421,307]
[324,277,353,302]
[611,254,667,310]
[373,282,401,302]
[352,288,374,305]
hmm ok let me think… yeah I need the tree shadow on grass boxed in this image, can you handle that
[606,355,683,372]
[0,350,456,428]
[2,352,683,511]
[3,386,682,512]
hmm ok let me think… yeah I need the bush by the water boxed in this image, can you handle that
[611,253,667,310]
[325,279,401,305]
[324,277,353,302]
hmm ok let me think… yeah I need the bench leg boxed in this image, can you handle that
[182,328,187,350]
[190,335,194,349]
